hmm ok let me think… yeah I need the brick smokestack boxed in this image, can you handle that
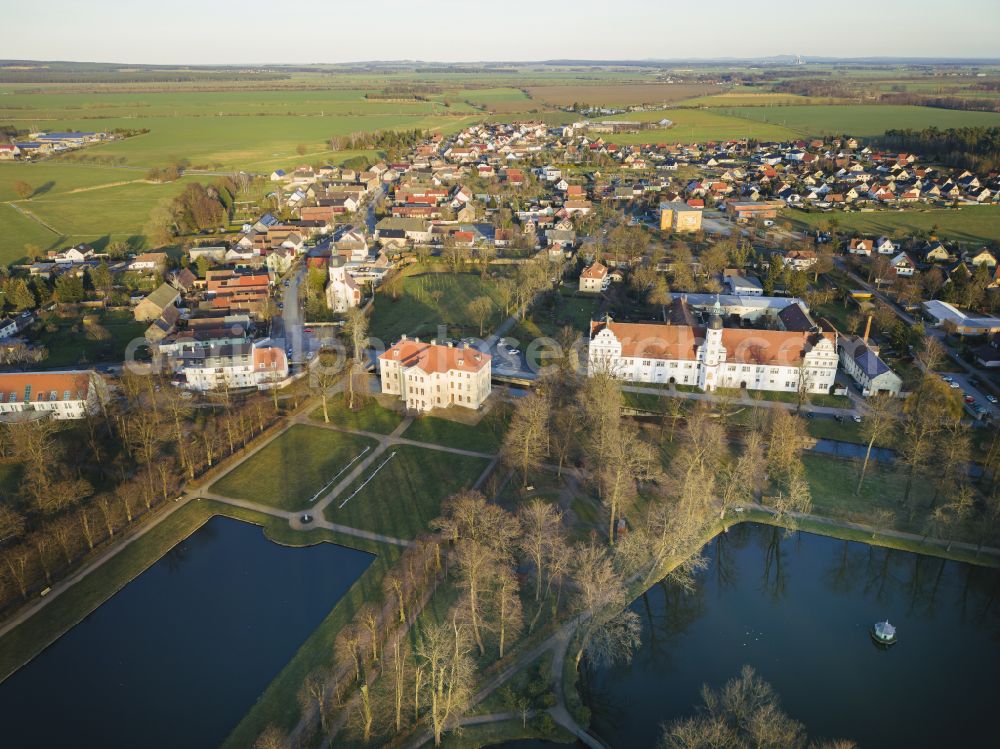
[862,314,872,345]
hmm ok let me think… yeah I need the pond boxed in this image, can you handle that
[585,523,1000,748]
[0,516,373,749]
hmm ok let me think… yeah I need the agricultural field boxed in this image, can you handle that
[0,166,204,260]
[525,83,721,108]
[455,87,535,113]
[677,91,850,107]
[716,104,1000,137]
[789,205,1000,245]
[601,108,799,144]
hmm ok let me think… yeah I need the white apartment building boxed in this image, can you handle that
[178,341,288,392]
[579,261,609,293]
[379,337,491,412]
[0,370,104,420]
[588,309,838,394]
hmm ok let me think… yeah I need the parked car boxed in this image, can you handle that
[964,395,975,404]
[852,415,862,423]
[987,395,998,404]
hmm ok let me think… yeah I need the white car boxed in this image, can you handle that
[988,395,999,405]
[852,414,862,423]
[941,376,954,383]
[949,381,961,389]
[506,347,520,357]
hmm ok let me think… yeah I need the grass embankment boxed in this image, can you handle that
[210,424,377,512]
[324,444,490,540]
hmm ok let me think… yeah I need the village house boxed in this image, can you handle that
[133,283,181,322]
[838,335,903,397]
[378,337,491,412]
[579,261,610,293]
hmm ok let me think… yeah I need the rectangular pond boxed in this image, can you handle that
[585,523,1000,748]
[0,515,373,749]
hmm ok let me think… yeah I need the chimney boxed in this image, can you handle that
[862,315,872,345]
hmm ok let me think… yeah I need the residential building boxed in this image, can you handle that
[588,307,838,394]
[134,283,181,322]
[659,201,703,232]
[579,261,609,293]
[378,337,491,412]
[838,336,903,397]
[177,341,288,392]
[0,370,104,420]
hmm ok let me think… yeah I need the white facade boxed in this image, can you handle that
[379,338,491,412]
[327,261,362,313]
[0,370,102,420]
[588,316,838,394]
[179,343,288,392]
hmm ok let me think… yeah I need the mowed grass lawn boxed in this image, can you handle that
[369,271,508,342]
[402,405,509,453]
[211,425,376,511]
[717,104,1000,137]
[324,444,489,540]
[790,205,1000,245]
[309,396,405,434]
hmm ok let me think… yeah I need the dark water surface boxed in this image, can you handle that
[0,516,373,749]
[584,523,1000,749]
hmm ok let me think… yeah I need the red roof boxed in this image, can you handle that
[0,370,93,403]
[379,340,490,374]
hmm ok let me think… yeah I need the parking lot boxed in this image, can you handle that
[936,371,999,421]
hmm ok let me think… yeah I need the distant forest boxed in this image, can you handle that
[880,126,1000,172]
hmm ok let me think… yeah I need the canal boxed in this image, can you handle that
[584,523,1000,748]
[0,515,373,749]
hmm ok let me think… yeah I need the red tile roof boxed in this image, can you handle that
[0,370,94,403]
[379,340,490,374]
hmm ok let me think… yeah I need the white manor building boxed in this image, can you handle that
[326,257,362,313]
[379,337,491,412]
[588,308,838,394]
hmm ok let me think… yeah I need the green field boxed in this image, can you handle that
[324,444,489,540]
[717,104,1000,137]
[210,425,377,511]
[369,270,508,343]
[789,205,1000,245]
[677,92,848,107]
[602,108,799,144]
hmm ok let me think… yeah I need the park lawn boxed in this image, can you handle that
[801,454,938,535]
[33,308,148,367]
[210,425,377,511]
[789,205,1000,245]
[324,444,490,540]
[805,417,886,446]
[368,271,508,343]
[309,395,404,435]
[0,203,62,265]
[600,108,798,144]
[402,404,509,453]
[717,104,1000,137]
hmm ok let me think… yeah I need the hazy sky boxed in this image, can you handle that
[3,0,999,64]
